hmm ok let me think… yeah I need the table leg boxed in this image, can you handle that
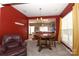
[37,40,40,46]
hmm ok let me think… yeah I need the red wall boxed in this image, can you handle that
[0,6,28,44]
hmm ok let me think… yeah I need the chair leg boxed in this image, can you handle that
[54,41,56,47]
[38,47,42,52]
[49,40,52,50]
[49,44,52,50]
[37,40,39,46]
[38,43,42,52]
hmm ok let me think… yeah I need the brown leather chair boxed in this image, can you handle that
[0,35,27,56]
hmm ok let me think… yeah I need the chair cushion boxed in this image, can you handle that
[6,41,19,49]
[3,46,26,56]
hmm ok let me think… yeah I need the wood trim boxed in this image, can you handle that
[72,3,79,56]
[61,42,72,52]
[58,17,62,43]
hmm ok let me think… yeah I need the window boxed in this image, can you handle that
[39,26,48,32]
[62,11,73,49]
[29,26,35,34]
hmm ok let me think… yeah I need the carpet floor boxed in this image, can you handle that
[27,40,71,56]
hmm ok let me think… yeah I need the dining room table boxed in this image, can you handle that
[36,32,56,52]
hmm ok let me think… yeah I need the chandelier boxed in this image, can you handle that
[37,8,43,23]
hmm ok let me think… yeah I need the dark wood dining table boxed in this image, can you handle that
[36,32,56,52]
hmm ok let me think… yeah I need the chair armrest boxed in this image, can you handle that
[22,41,27,48]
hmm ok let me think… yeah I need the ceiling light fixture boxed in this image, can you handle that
[40,8,43,21]
[37,8,43,23]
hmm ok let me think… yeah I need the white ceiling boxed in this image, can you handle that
[12,3,68,17]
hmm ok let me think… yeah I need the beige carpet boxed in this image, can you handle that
[27,40,71,56]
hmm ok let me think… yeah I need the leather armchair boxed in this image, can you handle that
[0,35,27,56]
